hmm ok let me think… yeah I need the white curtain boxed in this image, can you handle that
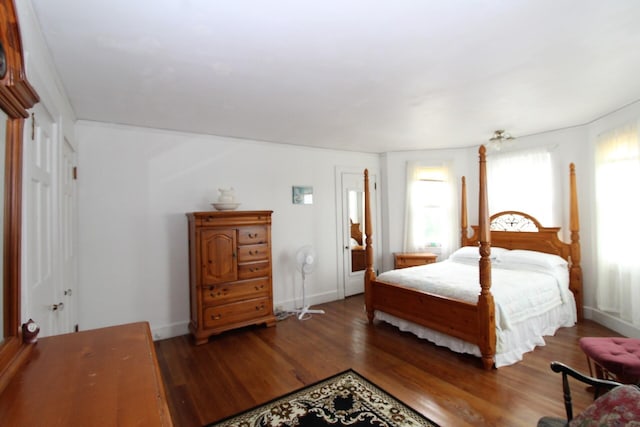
[595,121,640,326]
[487,148,553,225]
[403,161,457,259]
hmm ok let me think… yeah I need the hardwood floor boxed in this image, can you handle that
[155,294,619,427]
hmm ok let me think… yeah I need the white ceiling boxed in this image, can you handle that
[30,0,640,153]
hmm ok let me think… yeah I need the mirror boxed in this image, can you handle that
[347,189,366,272]
[0,0,40,392]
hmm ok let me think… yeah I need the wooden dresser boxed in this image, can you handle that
[187,210,276,345]
[394,252,438,269]
[0,322,173,426]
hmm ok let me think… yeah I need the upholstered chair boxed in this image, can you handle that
[537,361,640,427]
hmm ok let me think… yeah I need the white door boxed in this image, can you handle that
[60,137,78,332]
[336,169,378,297]
[24,104,60,337]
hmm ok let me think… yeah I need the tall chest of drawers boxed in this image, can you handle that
[187,210,276,345]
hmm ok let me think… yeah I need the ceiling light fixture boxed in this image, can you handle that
[488,129,515,151]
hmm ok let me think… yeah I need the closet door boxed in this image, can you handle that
[24,104,59,337]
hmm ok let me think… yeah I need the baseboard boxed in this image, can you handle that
[150,321,190,341]
[584,306,640,338]
[275,290,339,312]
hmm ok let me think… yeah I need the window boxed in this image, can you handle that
[404,163,456,259]
[595,121,640,326]
[487,148,553,225]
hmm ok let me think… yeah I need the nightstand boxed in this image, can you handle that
[394,252,438,269]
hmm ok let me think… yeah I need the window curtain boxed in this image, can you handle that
[403,161,457,259]
[487,148,553,225]
[595,121,640,326]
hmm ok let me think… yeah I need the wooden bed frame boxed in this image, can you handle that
[363,145,583,370]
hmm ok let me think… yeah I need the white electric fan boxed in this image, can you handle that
[292,245,325,320]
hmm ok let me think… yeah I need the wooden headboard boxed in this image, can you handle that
[350,219,363,246]
[459,164,583,320]
[463,211,572,260]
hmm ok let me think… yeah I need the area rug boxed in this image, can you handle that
[205,369,439,427]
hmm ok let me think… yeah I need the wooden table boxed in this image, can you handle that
[0,322,173,426]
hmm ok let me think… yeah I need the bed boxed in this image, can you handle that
[362,145,583,369]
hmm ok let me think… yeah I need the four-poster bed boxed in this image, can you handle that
[363,145,582,369]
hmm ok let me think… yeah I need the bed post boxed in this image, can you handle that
[460,176,469,245]
[477,145,496,370]
[364,169,375,323]
[569,163,583,320]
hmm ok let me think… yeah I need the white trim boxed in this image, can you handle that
[276,289,338,312]
[150,321,190,341]
[584,306,640,338]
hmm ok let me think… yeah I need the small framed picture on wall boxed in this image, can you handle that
[292,186,313,205]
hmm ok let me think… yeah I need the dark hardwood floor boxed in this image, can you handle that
[155,294,619,427]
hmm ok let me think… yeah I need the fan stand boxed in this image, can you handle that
[291,269,324,320]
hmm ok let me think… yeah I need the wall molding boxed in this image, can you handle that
[584,306,640,338]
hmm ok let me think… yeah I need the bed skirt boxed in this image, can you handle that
[374,293,576,368]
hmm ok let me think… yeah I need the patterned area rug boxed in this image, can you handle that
[205,369,439,427]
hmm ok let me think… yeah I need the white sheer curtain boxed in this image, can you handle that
[487,148,553,225]
[595,121,640,327]
[403,162,457,259]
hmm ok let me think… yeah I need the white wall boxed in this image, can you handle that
[76,121,379,339]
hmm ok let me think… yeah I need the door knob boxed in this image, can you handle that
[64,289,72,296]
[52,302,64,311]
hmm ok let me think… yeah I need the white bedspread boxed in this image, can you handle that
[377,260,568,331]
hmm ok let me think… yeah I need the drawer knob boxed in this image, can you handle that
[211,314,221,320]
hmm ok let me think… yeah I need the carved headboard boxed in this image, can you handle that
[464,211,573,262]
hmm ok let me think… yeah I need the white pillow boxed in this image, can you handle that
[496,249,567,270]
[449,246,509,265]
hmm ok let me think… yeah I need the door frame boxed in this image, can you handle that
[60,136,78,333]
[334,166,381,299]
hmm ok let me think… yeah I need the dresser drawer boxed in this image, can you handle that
[238,261,270,279]
[202,279,269,304]
[237,226,268,245]
[237,244,269,262]
[203,298,271,329]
